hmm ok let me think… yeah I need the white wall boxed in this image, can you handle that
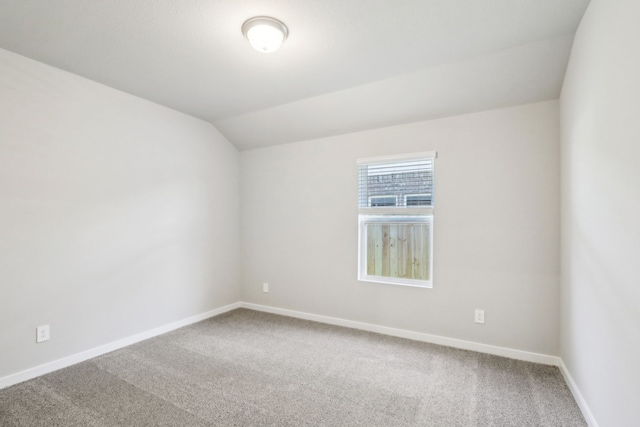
[241,101,560,355]
[560,0,640,425]
[0,48,240,379]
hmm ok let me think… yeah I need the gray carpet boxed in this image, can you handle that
[0,308,586,426]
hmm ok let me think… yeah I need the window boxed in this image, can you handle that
[357,152,435,288]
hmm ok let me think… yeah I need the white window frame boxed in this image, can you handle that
[357,151,436,288]
[358,214,434,288]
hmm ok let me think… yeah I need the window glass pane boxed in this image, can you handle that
[406,194,432,206]
[369,196,397,207]
[359,159,433,208]
[365,222,430,281]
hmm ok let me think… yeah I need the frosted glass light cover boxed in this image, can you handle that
[247,25,284,53]
[242,17,288,53]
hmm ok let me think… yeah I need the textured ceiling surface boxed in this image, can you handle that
[0,0,590,149]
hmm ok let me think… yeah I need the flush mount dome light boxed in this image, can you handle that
[242,16,288,53]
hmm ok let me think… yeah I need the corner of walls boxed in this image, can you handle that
[558,359,600,427]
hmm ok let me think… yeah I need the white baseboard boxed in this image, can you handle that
[558,359,600,427]
[239,302,561,366]
[1,299,597,427]
[0,302,241,390]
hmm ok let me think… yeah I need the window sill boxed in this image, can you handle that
[358,276,432,289]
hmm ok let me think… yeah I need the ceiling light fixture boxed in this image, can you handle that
[242,16,288,53]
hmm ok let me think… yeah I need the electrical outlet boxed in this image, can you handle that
[36,325,50,343]
[262,282,269,293]
[475,309,485,324]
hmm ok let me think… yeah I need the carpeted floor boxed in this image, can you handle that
[0,308,586,426]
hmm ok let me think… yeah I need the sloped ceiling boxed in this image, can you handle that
[0,0,589,150]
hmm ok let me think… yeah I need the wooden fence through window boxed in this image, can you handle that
[366,223,430,280]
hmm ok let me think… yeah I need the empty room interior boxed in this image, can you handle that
[0,0,638,426]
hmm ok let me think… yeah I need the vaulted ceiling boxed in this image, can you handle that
[0,0,590,150]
